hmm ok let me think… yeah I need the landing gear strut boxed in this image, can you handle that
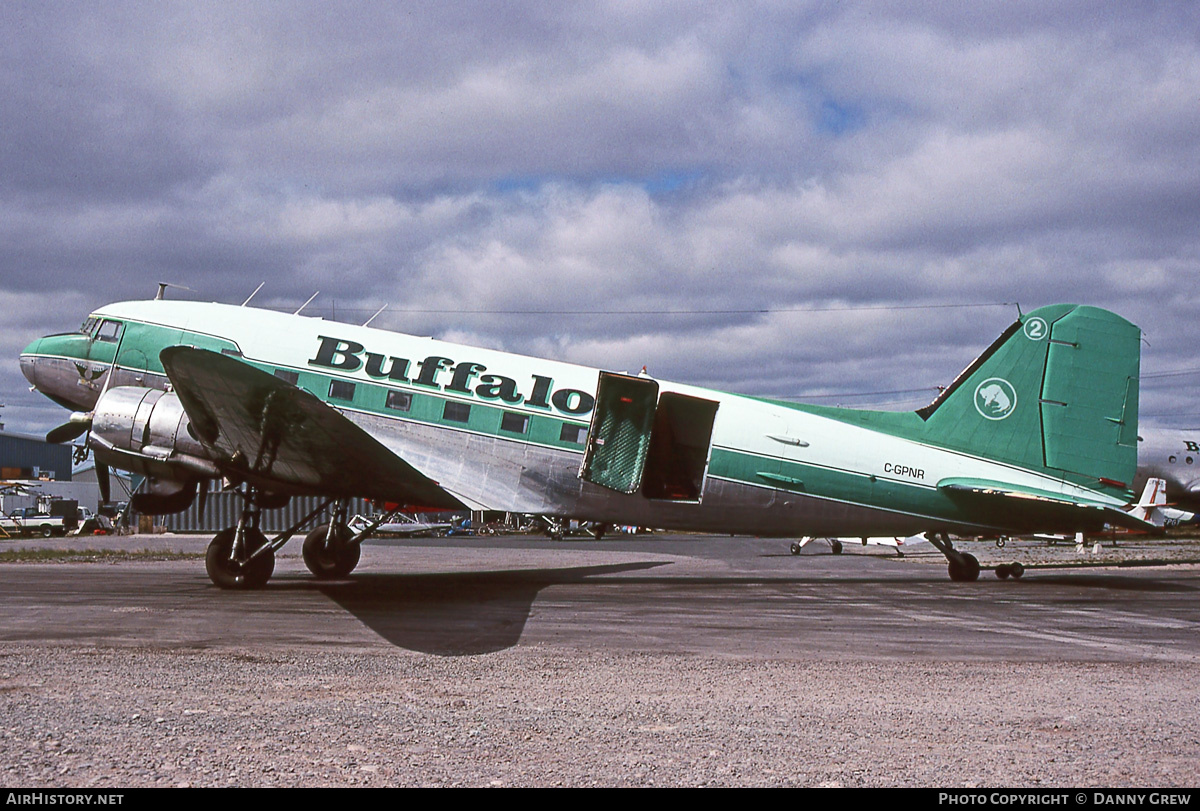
[924,531,980,582]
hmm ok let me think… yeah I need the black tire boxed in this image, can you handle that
[206,528,275,590]
[789,541,802,556]
[1009,562,1025,579]
[302,524,361,579]
[40,524,53,538]
[830,539,843,555]
[996,564,1011,580]
[948,552,981,582]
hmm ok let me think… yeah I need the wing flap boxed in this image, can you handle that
[160,347,462,508]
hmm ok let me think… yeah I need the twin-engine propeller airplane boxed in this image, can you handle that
[20,298,1152,588]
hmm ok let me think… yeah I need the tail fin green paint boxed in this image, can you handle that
[918,304,1140,491]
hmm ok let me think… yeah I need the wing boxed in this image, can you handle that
[938,477,1156,534]
[159,346,462,508]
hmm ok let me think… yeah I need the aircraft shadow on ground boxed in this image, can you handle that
[1017,573,1196,592]
[296,562,1193,655]
[314,561,668,655]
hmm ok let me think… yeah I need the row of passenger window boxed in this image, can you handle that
[275,368,588,445]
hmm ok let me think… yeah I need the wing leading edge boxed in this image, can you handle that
[159,346,462,509]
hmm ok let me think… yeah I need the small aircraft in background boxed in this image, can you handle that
[789,533,929,558]
[1126,476,1197,529]
[1134,429,1200,512]
[21,296,1151,588]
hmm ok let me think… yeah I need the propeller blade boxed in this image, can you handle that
[96,463,111,504]
[46,414,92,444]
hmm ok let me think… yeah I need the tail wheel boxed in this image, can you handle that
[947,552,980,582]
[789,542,802,556]
[302,523,361,579]
[206,528,275,590]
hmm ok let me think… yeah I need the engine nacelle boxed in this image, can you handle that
[90,386,221,485]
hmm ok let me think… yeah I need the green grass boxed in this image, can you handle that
[0,548,204,563]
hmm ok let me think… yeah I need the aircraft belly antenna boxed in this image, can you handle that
[242,282,265,307]
[294,292,319,315]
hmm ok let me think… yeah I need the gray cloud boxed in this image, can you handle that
[3,1,1199,435]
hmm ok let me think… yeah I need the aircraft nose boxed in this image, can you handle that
[19,337,44,389]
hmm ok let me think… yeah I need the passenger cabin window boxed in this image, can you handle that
[274,369,299,386]
[501,412,530,434]
[443,401,471,423]
[385,390,412,412]
[329,380,356,401]
[560,424,587,444]
[95,320,123,343]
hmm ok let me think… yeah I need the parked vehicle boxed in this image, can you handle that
[0,507,68,538]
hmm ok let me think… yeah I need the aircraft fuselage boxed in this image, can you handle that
[20,300,1137,540]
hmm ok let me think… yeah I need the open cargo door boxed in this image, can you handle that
[580,372,719,502]
[580,372,659,494]
[641,393,719,502]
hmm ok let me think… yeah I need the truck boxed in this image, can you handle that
[0,499,78,538]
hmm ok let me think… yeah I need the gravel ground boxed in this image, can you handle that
[2,533,1198,788]
[1,645,1198,787]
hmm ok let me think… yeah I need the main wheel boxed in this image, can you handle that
[206,528,275,590]
[302,524,361,579]
[830,539,843,555]
[1009,562,1025,579]
[996,564,1011,580]
[948,552,981,582]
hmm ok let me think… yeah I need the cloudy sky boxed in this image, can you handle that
[2,1,1198,436]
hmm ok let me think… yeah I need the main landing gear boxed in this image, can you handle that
[205,491,378,590]
[301,501,361,579]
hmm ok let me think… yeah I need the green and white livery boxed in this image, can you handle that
[21,299,1146,587]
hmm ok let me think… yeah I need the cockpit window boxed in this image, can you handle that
[95,320,123,343]
[80,317,99,336]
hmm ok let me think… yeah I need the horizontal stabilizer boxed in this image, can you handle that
[938,477,1156,534]
[160,346,463,508]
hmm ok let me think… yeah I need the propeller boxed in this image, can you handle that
[45,412,93,444]
[46,411,112,504]
[96,461,111,504]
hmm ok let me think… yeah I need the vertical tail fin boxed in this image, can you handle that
[1128,478,1167,522]
[918,304,1140,494]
